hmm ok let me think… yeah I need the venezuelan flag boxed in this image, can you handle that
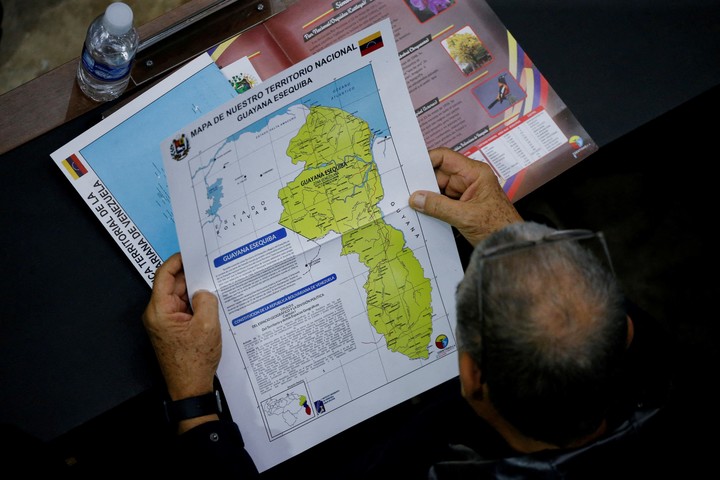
[62,153,88,180]
[359,31,383,56]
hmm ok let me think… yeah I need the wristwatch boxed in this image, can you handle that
[164,390,223,424]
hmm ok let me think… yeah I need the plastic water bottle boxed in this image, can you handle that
[76,2,139,102]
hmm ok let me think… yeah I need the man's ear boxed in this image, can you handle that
[459,351,484,401]
[626,315,634,349]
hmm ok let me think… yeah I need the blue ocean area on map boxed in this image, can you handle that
[80,63,237,261]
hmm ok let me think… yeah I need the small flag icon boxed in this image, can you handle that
[62,154,88,179]
[359,31,384,56]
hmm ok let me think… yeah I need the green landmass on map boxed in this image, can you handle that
[278,105,432,360]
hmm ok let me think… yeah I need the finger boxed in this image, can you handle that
[409,190,468,229]
[429,148,485,194]
[172,266,188,302]
[429,146,477,173]
[159,252,183,277]
[428,148,459,193]
[429,147,459,171]
[144,253,188,327]
[153,252,183,293]
[192,290,219,327]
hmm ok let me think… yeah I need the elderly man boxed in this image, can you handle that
[142,148,671,477]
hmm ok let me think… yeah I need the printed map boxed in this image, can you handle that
[188,64,434,361]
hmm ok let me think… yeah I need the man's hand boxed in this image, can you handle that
[409,147,522,246]
[142,253,221,402]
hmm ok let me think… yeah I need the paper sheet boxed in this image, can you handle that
[161,18,464,472]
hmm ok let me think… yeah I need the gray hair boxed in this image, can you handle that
[455,221,627,446]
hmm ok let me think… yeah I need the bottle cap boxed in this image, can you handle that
[103,2,134,35]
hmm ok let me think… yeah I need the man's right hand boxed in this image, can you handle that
[142,253,221,403]
[409,147,522,246]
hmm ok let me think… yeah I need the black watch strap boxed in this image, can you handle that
[164,390,222,424]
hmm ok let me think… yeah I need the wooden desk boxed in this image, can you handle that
[0,0,289,156]
[3,0,718,156]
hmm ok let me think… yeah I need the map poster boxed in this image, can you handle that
[49,54,240,286]
[161,19,465,472]
[259,0,599,201]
